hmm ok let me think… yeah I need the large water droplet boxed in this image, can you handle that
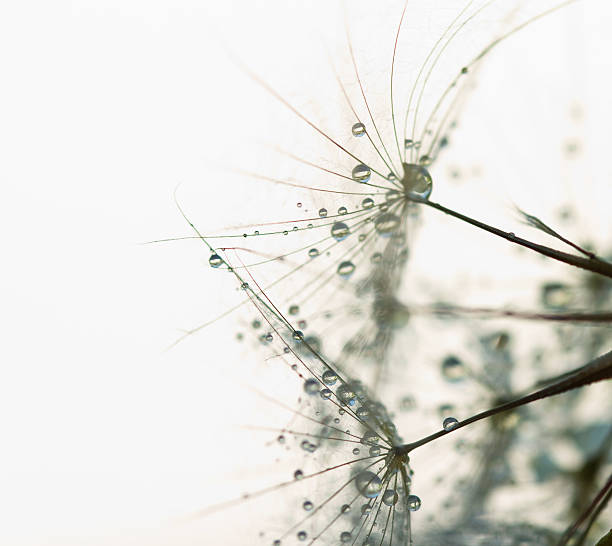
[340,531,352,543]
[374,213,401,235]
[382,489,398,506]
[401,163,432,199]
[360,430,379,446]
[322,370,338,385]
[355,471,382,498]
[352,164,371,183]
[407,495,421,511]
[320,388,332,399]
[336,384,356,405]
[209,254,223,268]
[331,222,350,241]
[337,261,355,278]
[352,122,366,137]
[443,417,459,431]
[362,197,374,209]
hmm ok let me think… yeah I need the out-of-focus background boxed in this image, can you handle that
[1,1,610,544]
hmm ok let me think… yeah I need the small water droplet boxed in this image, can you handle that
[404,139,414,149]
[419,155,432,166]
[303,500,313,511]
[340,531,352,542]
[338,206,348,215]
[240,282,249,290]
[294,469,303,480]
[369,446,381,457]
[361,430,379,445]
[331,222,350,241]
[336,384,356,405]
[443,417,459,431]
[340,504,351,514]
[301,440,317,453]
[356,406,370,419]
[352,447,360,455]
[288,305,299,315]
[297,202,302,208]
[352,122,366,137]
[320,388,332,399]
[361,504,371,515]
[265,333,273,342]
[318,208,328,218]
[337,261,355,278]
[355,471,382,498]
[208,254,223,268]
[308,248,319,258]
[277,435,285,444]
[297,530,307,541]
[293,330,304,341]
[407,495,421,511]
[362,197,374,209]
[303,378,319,395]
[442,356,466,382]
[387,172,398,181]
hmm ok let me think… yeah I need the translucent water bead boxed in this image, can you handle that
[443,417,459,431]
[352,164,371,183]
[331,222,350,241]
[407,495,421,511]
[401,162,432,199]
[352,122,366,137]
[208,253,223,268]
[337,261,355,278]
[355,471,382,498]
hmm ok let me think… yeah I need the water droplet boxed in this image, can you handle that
[442,356,466,382]
[401,163,432,199]
[336,384,356,405]
[240,282,249,290]
[352,164,371,183]
[356,406,370,419]
[352,447,360,455]
[296,202,302,208]
[340,504,350,514]
[252,320,261,329]
[298,320,307,329]
[385,189,400,202]
[308,248,319,258]
[320,388,332,400]
[273,540,281,546]
[404,139,414,149]
[362,197,374,209]
[374,213,400,235]
[293,330,304,341]
[360,430,379,446]
[361,504,371,515]
[277,435,285,444]
[407,495,421,511]
[370,252,382,264]
[288,305,299,315]
[303,378,319,395]
[352,122,366,137]
[208,254,223,268]
[338,206,348,215]
[337,261,355,278]
[369,446,381,457]
[443,417,459,431]
[303,500,313,511]
[331,222,350,241]
[294,469,303,480]
[301,440,317,453]
[322,370,338,385]
[318,208,328,218]
[355,471,382,498]
[265,333,273,342]
[419,155,432,166]
[340,531,352,542]
[382,489,398,506]
[387,172,398,181]
[297,531,307,541]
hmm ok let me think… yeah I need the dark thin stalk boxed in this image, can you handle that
[396,350,612,456]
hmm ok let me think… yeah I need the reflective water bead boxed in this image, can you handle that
[341,504,350,514]
[303,378,319,395]
[443,417,459,431]
[301,440,317,453]
[374,213,400,235]
[337,261,355,278]
[308,248,319,258]
[407,495,421,511]
[382,489,398,506]
[273,541,281,546]
[336,384,356,405]
[277,435,285,444]
[331,222,350,241]
[352,122,366,137]
[356,406,370,419]
[292,330,304,341]
[303,500,313,511]
[297,531,307,541]
[358,233,366,242]
[318,208,328,217]
[296,202,302,208]
[208,253,223,268]
[369,446,381,457]
[320,388,332,400]
[352,447,360,455]
[338,206,348,215]
[322,369,338,385]
[362,197,374,209]
[265,333,273,342]
[294,469,303,480]
[288,305,299,315]
[387,172,397,181]
[298,319,307,329]
[361,504,372,515]
[401,162,432,199]
[355,471,382,498]
[340,531,352,543]
[352,164,371,183]
[360,430,379,445]
[419,154,432,166]
[404,138,414,149]
[240,282,249,290]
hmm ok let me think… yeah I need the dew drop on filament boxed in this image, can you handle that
[352,164,371,183]
[352,122,366,137]
[331,222,350,241]
[208,253,223,268]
